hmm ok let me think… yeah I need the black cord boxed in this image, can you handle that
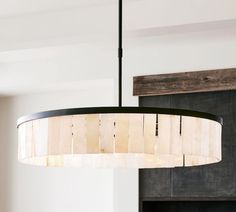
[118,0,123,107]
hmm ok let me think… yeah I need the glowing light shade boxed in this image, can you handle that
[17,107,222,168]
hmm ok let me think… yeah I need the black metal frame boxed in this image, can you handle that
[17,106,223,127]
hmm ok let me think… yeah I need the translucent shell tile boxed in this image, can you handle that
[156,115,182,155]
[143,114,156,154]
[72,115,87,154]
[182,116,222,166]
[128,114,144,153]
[32,119,48,157]
[86,114,99,153]
[99,114,115,153]
[182,116,205,156]
[48,116,72,155]
[114,114,129,153]
[209,120,222,160]
[18,122,28,159]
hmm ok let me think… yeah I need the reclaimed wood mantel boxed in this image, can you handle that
[133,68,236,96]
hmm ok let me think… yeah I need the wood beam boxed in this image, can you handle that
[133,68,236,96]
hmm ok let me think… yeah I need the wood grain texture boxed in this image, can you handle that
[133,68,236,96]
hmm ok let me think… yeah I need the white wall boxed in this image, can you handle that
[113,169,139,212]
[0,86,115,212]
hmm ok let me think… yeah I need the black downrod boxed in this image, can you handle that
[118,0,123,107]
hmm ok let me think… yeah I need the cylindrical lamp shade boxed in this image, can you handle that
[17,107,222,168]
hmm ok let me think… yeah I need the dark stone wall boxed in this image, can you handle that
[139,91,236,204]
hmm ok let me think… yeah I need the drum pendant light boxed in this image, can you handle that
[17,0,223,168]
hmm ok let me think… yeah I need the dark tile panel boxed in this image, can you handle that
[139,90,236,201]
[172,158,236,197]
[139,96,171,108]
[139,169,171,199]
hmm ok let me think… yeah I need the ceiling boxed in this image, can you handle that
[0,0,139,17]
[0,0,236,97]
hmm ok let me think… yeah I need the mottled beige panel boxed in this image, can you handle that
[128,114,144,153]
[25,122,33,158]
[32,118,48,157]
[209,121,222,159]
[59,116,73,154]
[199,119,210,157]
[156,114,170,154]
[18,124,26,159]
[30,157,47,166]
[185,155,219,167]
[189,117,201,156]
[72,115,87,154]
[48,116,72,155]
[100,114,114,153]
[185,155,206,166]
[156,115,181,155]
[86,114,99,153]
[170,116,182,155]
[215,123,222,160]
[182,116,202,156]
[143,114,156,154]
[47,155,64,167]
[115,114,129,153]
[48,117,60,155]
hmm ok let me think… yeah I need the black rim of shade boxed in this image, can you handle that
[17,106,223,128]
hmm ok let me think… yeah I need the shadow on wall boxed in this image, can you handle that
[0,98,14,212]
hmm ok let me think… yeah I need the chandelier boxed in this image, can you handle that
[17,0,223,168]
